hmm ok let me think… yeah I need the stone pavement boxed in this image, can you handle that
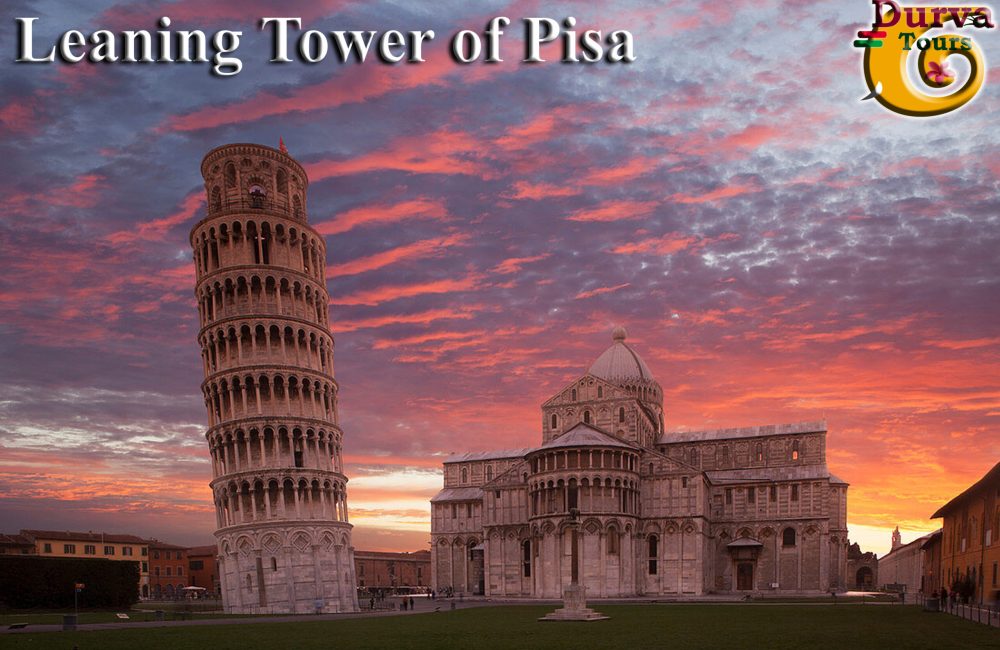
[1,597,488,635]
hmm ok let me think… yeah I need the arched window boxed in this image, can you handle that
[690,448,699,465]
[791,440,800,461]
[619,407,626,423]
[648,535,658,574]
[551,414,558,430]
[755,443,763,462]
[249,184,267,208]
[522,540,531,577]
[271,557,277,571]
[608,529,619,555]
[225,163,236,189]
[583,410,591,425]
[597,386,603,398]
[276,168,288,195]
[486,466,493,482]
[783,527,796,547]
[461,467,468,483]
[571,389,577,401]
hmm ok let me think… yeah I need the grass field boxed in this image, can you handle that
[2,604,997,649]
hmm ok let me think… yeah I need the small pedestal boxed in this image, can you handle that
[539,585,609,622]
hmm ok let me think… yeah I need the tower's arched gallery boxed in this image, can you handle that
[192,143,357,613]
[431,328,849,597]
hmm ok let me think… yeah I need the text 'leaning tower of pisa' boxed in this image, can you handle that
[191,142,358,614]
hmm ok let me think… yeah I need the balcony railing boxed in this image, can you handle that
[208,195,306,221]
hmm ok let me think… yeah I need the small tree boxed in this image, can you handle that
[951,575,975,604]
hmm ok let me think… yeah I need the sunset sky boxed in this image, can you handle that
[1,0,998,559]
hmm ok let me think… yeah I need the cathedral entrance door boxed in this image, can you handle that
[736,562,754,591]
[468,545,485,595]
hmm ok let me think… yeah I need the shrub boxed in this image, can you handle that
[0,556,139,609]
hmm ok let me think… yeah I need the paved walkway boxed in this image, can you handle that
[1,599,489,635]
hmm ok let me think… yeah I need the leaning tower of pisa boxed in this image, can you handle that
[191,142,358,613]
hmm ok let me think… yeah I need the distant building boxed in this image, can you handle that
[431,328,850,598]
[0,533,35,555]
[931,461,1000,605]
[355,550,431,590]
[920,530,943,596]
[877,527,938,598]
[148,541,188,599]
[187,545,220,596]
[846,541,878,590]
[19,530,150,596]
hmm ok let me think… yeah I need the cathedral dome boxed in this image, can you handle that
[588,327,655,382]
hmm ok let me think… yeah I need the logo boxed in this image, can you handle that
[855,1,995,116]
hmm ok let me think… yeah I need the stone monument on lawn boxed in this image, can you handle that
[540,508,608,622]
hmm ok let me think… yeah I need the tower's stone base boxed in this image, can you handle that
[217,522,358,614]
[539,585,609,622]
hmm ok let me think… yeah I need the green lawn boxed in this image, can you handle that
[2,604,997,649]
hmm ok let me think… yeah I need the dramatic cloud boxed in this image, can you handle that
[1,0,998,558]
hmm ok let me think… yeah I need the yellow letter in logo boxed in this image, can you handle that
[864,8,986,116]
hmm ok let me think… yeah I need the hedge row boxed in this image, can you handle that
[0,555,139,609]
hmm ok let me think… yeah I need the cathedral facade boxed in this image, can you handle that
[431,328,849,597]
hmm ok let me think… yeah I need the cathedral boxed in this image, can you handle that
[431,328,849,597]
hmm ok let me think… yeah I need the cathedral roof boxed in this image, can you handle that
[444,448,533,464]
[587,327,655,383]
[430,487,483,502]
[705,465,834,484]
[538,423,637,451]
[661,421,827,444]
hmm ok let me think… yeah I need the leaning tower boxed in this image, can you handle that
[191,142,358,613]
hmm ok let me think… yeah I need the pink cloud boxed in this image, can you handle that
[308,129,487,181]
[330,275,480,307]
[105,191,204,245]
[504,181,580,200]
[490,254,550,275]
[329,233,468,277]
[566,200,659,222]
[313,198,450,236]
[575,283,631,300]
[671,184,758,205]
